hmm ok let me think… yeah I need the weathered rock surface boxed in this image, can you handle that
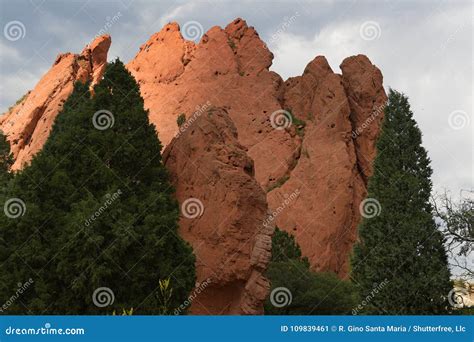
[0,35,111,170]
[163,108,273,314]
[1,18,387,313]
[127,19,387,276]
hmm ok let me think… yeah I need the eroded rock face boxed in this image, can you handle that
[0,35,111,170]
[127,19,387,276]
[1,18,387,313]
[163,108,273,314]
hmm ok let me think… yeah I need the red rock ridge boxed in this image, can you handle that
[0,35,111,170]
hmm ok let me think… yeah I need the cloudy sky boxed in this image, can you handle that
[0,0,472,197]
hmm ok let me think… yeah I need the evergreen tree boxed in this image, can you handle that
[351,89,452,314]
[0,60,195,314]
[0,130,13,194]
[265,228,358,315]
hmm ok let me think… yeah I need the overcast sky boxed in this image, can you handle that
[0,0,472,197]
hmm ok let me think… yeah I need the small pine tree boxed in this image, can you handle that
[0,60,195,314]
[351,89,452,314]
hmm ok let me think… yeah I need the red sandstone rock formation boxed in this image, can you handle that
[0,18,387,313]
[127,18,387,276]
[163,107,273,314]
[0,35,111,170]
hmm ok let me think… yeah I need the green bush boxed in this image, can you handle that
[265,228,358,315]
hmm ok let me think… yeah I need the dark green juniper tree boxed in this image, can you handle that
[265,228,358,315]
[352,89,452,314]
[0,60,195,314]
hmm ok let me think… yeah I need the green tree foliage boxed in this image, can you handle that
[176,113,186,128]
[0,130,13,194]
[265,228,358,315]
[0,60,195,314]
[351,89,452,314]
